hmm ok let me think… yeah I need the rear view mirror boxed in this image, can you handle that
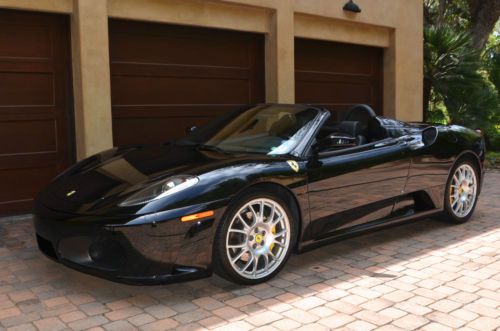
[187,126,198,135]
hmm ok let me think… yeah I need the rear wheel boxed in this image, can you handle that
[213,191,296,284]
[443,160,479,224]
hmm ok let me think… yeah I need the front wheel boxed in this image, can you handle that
[443,160,479,224]
[213,192,296,284]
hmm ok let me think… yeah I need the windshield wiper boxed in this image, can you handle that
[196,144,233,155]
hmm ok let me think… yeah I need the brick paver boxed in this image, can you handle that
[0,171,499,330]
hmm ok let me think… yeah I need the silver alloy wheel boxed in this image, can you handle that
[225,198,291,280]
[449,164,477,218]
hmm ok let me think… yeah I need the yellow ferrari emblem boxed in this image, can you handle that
[287,160,299,173]
[255,234,263,243]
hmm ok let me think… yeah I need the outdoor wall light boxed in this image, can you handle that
[343,0,361,13]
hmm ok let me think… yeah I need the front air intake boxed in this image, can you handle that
[36,234,58,260]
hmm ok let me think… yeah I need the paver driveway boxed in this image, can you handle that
[0,172,499,331]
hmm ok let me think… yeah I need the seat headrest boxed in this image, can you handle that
[338,121,364,137]
[345,104,377,123]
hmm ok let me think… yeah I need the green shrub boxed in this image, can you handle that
[486,151,500,168]
[487,133,500,152]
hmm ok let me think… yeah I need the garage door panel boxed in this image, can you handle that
[113,116,213,146]
[0,119,57,154]
[0,152,59,170]
[111,63,250,80]
[0,25,52,59]
[0,10,73,215]
[295,38,383,117]
[113,105,243,119]
[0,61,53,74]
[113,105,237,146]
[0,111,58,121]
[296,72,381,87]
[112,76,252,105]
[110,20,265,146]
[296,52,378,77]
[110,25,255,68]
[111,35,253,68]
[296,39,379,76]
[296,81,375,104]
[0,72,54,106]
[0,165,57,212]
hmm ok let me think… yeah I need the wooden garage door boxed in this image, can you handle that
[109,20,265,146]
[295,38,383,120]
[0,10,74,215]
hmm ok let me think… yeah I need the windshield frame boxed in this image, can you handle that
[179,104,330,158]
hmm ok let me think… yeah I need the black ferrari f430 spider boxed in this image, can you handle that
[34,104,485,284]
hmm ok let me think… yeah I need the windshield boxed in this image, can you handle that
[180,105,321,155]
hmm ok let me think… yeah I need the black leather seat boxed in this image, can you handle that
[345,104,387,142]
[334,120,367,145]
[345,104,377,123]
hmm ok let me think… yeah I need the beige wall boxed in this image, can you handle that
[0,0,423,158]
[72,0,113,159]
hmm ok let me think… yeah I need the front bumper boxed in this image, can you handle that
[34,202,227,285]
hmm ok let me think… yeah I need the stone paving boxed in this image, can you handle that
[0,171,499,331]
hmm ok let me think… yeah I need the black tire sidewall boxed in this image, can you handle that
[444,159,479,224]
[213,189,297,285]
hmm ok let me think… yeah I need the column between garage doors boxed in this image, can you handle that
[71,0,114,159]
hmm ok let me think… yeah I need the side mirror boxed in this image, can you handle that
[186,126,198,135]
[422,127,438,146]
[314,134,357,153]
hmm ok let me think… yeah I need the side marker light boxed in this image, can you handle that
[181,210,215,222]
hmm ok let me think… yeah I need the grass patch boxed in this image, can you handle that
[486,151,500,169]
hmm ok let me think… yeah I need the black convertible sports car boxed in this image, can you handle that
[34,104,485,285]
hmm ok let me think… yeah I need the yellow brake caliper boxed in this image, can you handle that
[450,186,454,206]
[451,184,463,205]
[269,226,276,250]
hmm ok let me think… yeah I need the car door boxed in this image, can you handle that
[304,138,411,241]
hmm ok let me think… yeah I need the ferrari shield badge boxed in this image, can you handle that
[287,160,299,173]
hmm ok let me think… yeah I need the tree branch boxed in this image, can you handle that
[467,0,500,49]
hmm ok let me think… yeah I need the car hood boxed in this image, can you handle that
[36,143,279,216]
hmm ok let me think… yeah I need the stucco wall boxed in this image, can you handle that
[0,0,423,158]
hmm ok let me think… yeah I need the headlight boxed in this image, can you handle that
[119,175,199,207]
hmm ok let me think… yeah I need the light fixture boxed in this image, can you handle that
[343,0,361,13]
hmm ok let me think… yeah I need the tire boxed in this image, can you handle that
[213,189,297,285]
[443,158,480,224]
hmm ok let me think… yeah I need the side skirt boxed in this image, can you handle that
[297,208,442,253]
